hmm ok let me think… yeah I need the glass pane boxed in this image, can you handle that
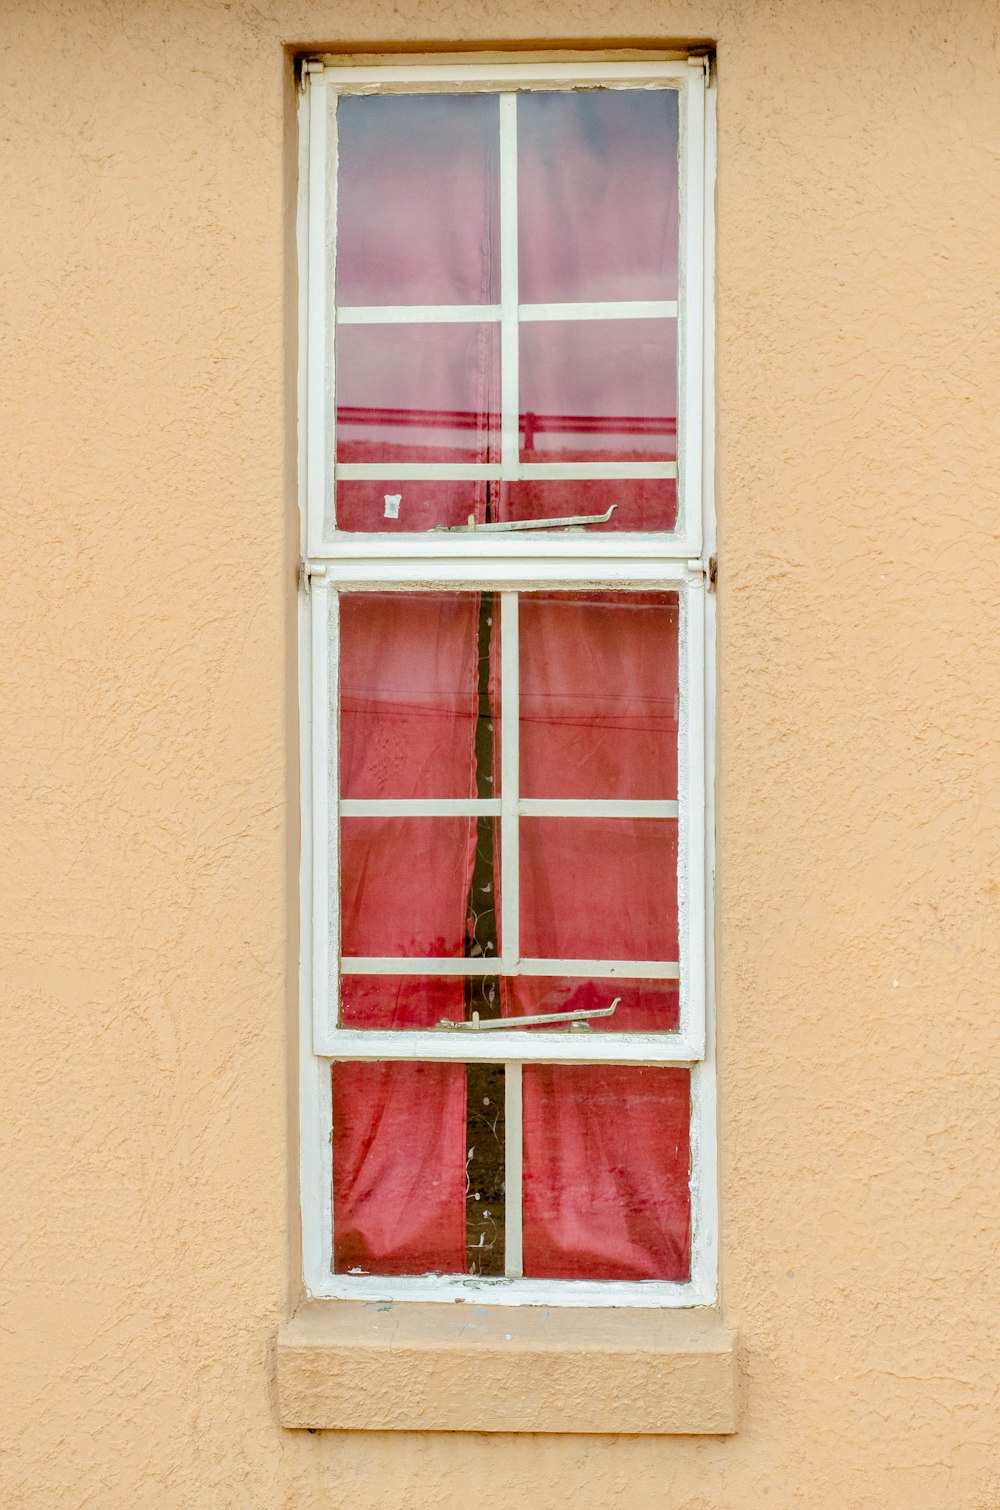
[466,1061,506,1276]
[340,593,500,801]
[519,817,678,961]
[336,93,500,306]
[336,322,499,466]
[341,816,479,958]
[332,1060,468,1274]
[522,1065,691,1281]
[502,976,679,1034]
[518,90,679,304]
[340,975,467,1029]
[496,477,677,533]
[336,479,493,533]
[519,319,676,465]
[519,592,679,800]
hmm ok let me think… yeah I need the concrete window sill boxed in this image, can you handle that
[276,1300,741,1434]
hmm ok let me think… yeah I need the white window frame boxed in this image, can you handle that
[298,54,717,1308]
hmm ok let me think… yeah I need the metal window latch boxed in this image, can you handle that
[432,505,617,533]
[432,998,621,1032]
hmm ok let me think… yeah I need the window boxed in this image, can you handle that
[298,56,716,1307]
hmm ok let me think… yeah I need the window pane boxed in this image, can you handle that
[336,93,500,306]
[518,90,679,304]
[520,817,678,961]
[496,477,677,533]
[341,816,479,958]
[336,322,499,466]
[340,592,499,801]
[340,975,467,1029]
[519,319,676,465]
[332,1061,468,1275]
[522,1065,690,1280]
[519,592,679,800]
[336,480,494,533]
[502,976,679,1034]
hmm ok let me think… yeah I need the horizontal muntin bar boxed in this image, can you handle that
[336,461,677,481]
[339,799,677,820]
[340,957,679,978]
[340,798,501,817]
[518,799,678,818]
[335,301,677,324]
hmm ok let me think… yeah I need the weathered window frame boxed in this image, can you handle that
[296,54,718,1309]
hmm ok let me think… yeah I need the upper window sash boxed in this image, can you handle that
[302,59,708,566]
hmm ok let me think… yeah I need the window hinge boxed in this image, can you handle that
[298,558,327,596]
[686,555,717,591]
[297,57,324,92]
[688,52,712,83]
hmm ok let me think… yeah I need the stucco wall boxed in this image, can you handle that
[2,1,999,1506]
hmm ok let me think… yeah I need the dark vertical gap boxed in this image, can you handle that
[465,580,504,1275]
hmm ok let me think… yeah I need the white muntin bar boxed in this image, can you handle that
[518,799,678,819]
[338,956,680,979]
[337,304,502,324]
[499,94,520,479]
[519,300,678,322]
[499,592,520,970]
[340,798,676,818]
[335,300,675,325]
[504,1062,523,1277]
[334,460,676,482]
[340,798,501,817]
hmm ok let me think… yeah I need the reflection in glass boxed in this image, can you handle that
[496,477,677,533]
[336,322,499,465]
[519,319,676,465]
[518,89,679,304]
[336,93,500,306]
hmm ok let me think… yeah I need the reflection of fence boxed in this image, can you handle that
[336,406,677,452]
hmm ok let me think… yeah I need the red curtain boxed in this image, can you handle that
[333,594,479,1274]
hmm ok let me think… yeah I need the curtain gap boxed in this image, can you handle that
[464,578,505,1275]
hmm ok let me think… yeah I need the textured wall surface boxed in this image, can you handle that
[2,1,999,1506]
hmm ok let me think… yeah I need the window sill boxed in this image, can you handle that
[276,1300,741,1434]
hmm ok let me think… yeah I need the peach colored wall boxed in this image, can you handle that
[2,1,999,1506]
